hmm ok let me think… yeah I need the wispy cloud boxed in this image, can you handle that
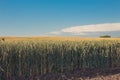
[49,31,61,35]
[50,23,120,36]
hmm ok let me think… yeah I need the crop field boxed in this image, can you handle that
[0,37,120,80]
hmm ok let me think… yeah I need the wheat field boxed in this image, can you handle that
[0,37,120,80]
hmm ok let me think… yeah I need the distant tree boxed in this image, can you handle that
[100,35,111,38]
[1,38,5,41]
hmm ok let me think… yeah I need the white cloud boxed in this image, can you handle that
[50,23,120,36]
[49,31,61,35]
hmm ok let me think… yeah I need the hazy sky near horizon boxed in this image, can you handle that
[0,0,120,37]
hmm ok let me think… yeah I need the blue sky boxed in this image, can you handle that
[0,0,120,37]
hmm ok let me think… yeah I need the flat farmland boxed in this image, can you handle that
[0,36,120,41]
[0,37,120,80]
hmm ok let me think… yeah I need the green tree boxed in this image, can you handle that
[100,35,111,38]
